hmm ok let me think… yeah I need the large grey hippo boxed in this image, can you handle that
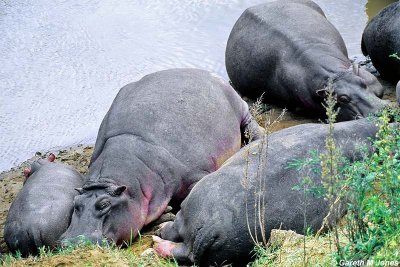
[60,68,263,246]
[4,155,84,256]
[153,119,378,266]
[362,2,400,83]
[225,0,385,121]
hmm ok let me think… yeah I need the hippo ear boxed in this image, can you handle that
[23,168,31,178]
[75,188,85,194]
[316,88,328,98]
[48,153,56,162]
[110,185,127,196]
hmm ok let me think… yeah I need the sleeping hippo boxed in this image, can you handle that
[362,2,400,83]
[153,119,378,266]
[225,0,386,121]
[59,68,264,246]
[4,155,84,256]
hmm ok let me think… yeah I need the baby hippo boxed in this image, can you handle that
[4,155,84,256]
[154,119,378,266]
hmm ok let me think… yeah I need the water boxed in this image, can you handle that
[366,0,397,20]
[0,0,395,172]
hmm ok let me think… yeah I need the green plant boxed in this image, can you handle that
[341,108,400,261]
[389,52,400,61]
[289,149,325,266]
[243,95,286,246]
[318,79,346,260]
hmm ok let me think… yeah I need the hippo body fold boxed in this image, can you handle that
[155,119,378,266]
[60,68,263,245]
[4,159,84,256]
[226,0,385,121]
[362,2,400,83]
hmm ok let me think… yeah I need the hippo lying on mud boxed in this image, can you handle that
[4,155,84,256]
[154,119,378,266]
[60,68,264,246]
[225,0,385,121]
[362,2,400,83]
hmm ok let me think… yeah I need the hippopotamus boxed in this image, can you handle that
[59,68,264,246]
[153,119,378,266]
[4,155,84,256]
[362,2,400,84]
[397,81,400,104]
[225,0,386,121]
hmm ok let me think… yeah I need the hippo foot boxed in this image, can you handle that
[153,222,171,237]
[152,236,193,264]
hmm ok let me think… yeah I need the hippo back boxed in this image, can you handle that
[89,68,248,197]
[4,161,83,255]
[226,0,348,101]
[362,2,400,83]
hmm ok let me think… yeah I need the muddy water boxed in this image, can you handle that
[366,0,398,20]
[0,0,397,172]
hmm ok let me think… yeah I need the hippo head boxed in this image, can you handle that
[59,179,146,246]
[317,64,387,121]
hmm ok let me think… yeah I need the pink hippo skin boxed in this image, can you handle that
[59,68,264,246]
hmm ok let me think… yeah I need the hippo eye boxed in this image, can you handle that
[338,95,350,103]
[96,199,111,210]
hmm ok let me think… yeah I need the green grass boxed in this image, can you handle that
[0,237,179,267]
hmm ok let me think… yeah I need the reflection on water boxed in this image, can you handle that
[366,0,398,20]
[0,0,396,171]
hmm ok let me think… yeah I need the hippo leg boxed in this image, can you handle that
[243,119,265,141]
[150,207,176,229]
[153,236,193,264]
[241,108,265,142]
[157,221,180,241]
[152,213,176,226]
